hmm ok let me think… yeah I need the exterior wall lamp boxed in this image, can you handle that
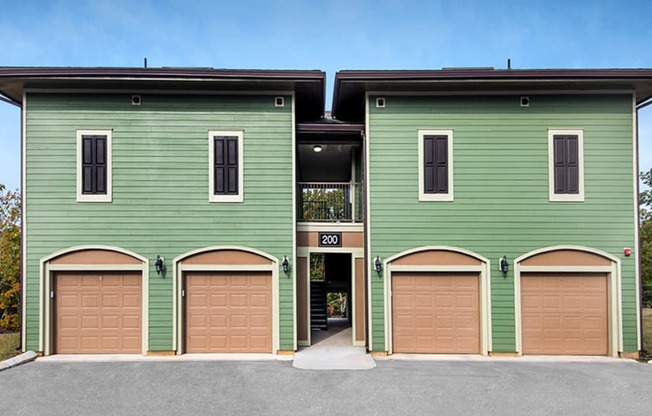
[282,256,290,275]
[375,256,382,277]
[500,256,509,275]
[155,255,166,275]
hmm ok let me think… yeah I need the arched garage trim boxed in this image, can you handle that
[40,245,149,356]
[173,246,279,354]
[384,246,492,355]
[514,245,622,357]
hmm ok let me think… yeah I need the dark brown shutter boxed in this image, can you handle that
[553,135,579,194]
[213,136,239,195]
[81,135,107,195]
[95,137,107,194]
[423,135,448,194]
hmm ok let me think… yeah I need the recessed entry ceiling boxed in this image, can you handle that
[298,144,356,182]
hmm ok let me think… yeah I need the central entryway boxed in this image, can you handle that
[310,253,351,340]
[294,252,373,369]
[296,245,365,348]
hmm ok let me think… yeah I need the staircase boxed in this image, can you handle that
[310,281,328,331]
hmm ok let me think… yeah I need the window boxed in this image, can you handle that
[418,129,453,201]
[77,130,112,202]
[209,131,243,202]
[548,129,584,202]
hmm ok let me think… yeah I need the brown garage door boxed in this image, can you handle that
[55,272,142,354]
[521,273,608,355]
[185,271,272,353]
[392,272,480,354]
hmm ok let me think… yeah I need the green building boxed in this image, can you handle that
[1,66,651,357]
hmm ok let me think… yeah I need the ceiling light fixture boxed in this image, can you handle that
[313,145,323,153]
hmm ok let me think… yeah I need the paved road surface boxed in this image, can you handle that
[1,359,651,415]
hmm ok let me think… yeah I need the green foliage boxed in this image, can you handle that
[301,188,347,221]
[0,184,21,331]
[327,292,347,317]
[641,168,652,222]
[641,169,652,307]
[310,253,324,281]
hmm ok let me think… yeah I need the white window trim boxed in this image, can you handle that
[76,129,112,203]
[418,129,454,201]
[548,129,584,202]
[208,130,244,203]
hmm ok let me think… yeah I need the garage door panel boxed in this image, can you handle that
[185,271,272,353]
[392,272,480,354]
[55,272,142,354]
[521,273,607,355]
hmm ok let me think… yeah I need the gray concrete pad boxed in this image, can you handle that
[0,350,37,372]
[2,358,651,415]
[293,327,376,370]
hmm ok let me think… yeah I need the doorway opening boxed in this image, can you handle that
[309,252,352,345]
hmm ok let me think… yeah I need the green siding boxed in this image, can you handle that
[24,93,295,351]
[368,94,637,352]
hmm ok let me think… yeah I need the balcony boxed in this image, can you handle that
[298,182,362,223]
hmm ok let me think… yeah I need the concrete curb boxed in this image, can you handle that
[0,351,38,372]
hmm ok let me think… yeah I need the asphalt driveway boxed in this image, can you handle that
[1,358,651,416]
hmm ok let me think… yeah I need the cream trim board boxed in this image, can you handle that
[633,93,642,351]
[297,247,364,257]
[297,223,364,232]
[208,130,244,203]
[548,129,584,202]
[383,246,492,356]
[418,129,454,202]
[172,245,279,355]
[291,92,298,352]
[21,90,26,351]
[513,245,621,357]
[39,245,149,356]
[76,129,112,203]
[365,93,374,351]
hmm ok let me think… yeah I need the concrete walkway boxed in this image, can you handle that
[293,323,376,370]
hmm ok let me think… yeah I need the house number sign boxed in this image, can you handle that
[318,232,342,247]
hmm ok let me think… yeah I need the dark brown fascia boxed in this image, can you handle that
[0,67,326,109]
[296,122,364,134]
[334,68,652,81]
[332,68,652,119]
[0,66,326,80]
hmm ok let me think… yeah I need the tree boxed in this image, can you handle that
[641,169,652,307]
[0,184,20,331]
[641,168,652,222]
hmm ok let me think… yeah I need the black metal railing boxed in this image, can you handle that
[298,182,362,222]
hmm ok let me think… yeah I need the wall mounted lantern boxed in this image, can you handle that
[375,256,382,277]
[500,256,509,275]
[282,256,290,275]
[155,255,166,275]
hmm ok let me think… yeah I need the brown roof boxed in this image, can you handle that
[332,68,652,121]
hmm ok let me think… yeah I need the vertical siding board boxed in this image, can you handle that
[24,93,294,351]
[368,94,636,352]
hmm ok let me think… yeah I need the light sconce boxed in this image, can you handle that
[375,256,382,277]
[282,256,290,274]
[155,255,166,276]
[313,145,323,153]
[500,256,509,275]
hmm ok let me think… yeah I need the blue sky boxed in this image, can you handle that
[1,0,652,190]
